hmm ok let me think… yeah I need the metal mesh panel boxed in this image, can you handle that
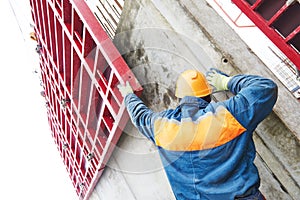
[29,0,142,199]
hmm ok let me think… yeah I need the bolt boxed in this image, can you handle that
[40,91,46,97]
[79,182,85,190]
[62,143,68,150]
[35,45,42,54]
[60,98,70,108]
[87,153,94,161]
[30,32,37,41]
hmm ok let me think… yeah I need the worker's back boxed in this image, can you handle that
[124,74,277,199]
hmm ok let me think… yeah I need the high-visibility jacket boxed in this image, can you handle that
[124,74,278,200]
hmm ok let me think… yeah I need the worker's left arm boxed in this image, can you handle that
[206,69,278,130]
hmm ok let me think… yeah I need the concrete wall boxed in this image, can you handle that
[90,0,300,199]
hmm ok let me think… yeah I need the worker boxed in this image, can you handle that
[117,68,278,200]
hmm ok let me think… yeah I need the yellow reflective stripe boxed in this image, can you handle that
[154,107,246,151]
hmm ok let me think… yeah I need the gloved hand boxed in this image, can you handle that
[117,81,133,97]
[206,68,231,92]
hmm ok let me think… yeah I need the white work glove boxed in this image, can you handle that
[117,81,133,98]
[206,68,231,92]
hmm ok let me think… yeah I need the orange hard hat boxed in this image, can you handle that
[175,70,212,98]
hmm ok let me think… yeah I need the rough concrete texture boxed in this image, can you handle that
[91,0,300,199]
[177,0,300,139]
[90,122,175,200]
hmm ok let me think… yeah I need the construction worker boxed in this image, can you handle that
[118,68,278,200]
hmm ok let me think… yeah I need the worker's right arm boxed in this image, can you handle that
[124,93,159,143]
[224,74,278,131]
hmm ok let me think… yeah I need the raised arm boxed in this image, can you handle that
[206,69,278,130]
[225,74,278,130]
[124,93,157,143]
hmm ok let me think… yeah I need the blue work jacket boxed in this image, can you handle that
[124,74,278,200]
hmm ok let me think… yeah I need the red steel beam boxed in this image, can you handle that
[232,0,300,71]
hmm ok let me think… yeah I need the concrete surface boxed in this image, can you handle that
[90,0,300,199]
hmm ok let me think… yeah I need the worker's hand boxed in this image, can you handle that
[206,68,231,92]
[117,81,133,98]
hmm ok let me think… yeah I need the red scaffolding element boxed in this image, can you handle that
[29,0,142,199]
[231,0,300,71]
[213,0,256,28]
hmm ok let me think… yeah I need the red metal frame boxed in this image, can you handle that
[231,0,300,71]
[213,0,256,28]
[29,0,142,199]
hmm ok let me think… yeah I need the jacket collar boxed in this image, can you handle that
[179,96,209,108]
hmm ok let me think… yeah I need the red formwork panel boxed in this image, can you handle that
[231,0,300,72]
[29,0,142,199]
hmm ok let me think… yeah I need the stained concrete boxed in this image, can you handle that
[90,0,300,199]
